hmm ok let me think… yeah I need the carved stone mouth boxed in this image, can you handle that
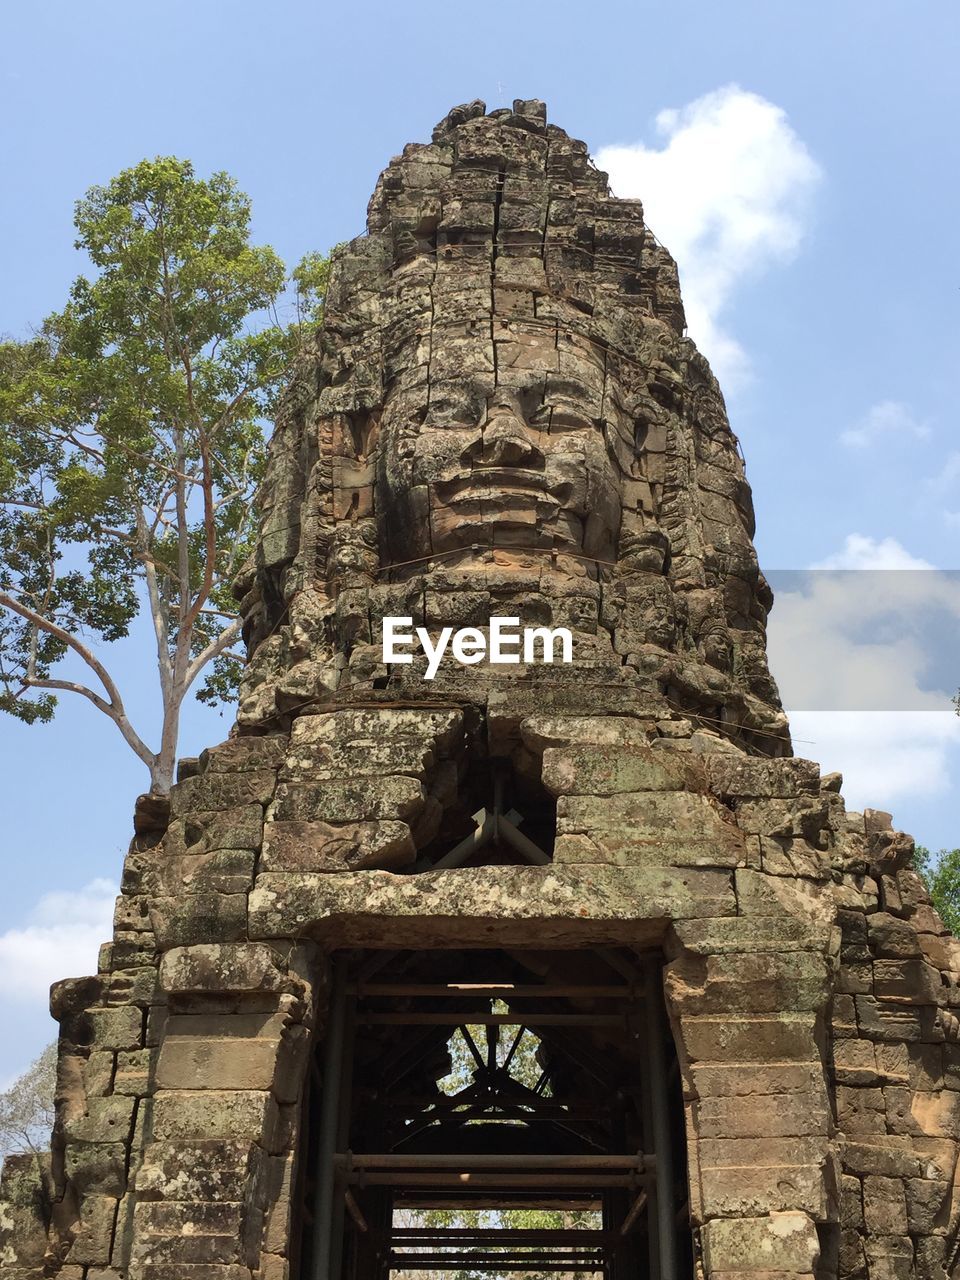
[436,469,569,500]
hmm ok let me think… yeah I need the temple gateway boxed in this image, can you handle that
[3,98,959,1280]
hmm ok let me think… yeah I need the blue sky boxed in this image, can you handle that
[1,0,958,1082]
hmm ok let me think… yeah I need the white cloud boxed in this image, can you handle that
[789,711,960,808]
[840,400,931,449]
[769,534,960,811]
[926,450,960,497]
[596,84,821,387]
[810,533,934,571]
[0,878,116,1004]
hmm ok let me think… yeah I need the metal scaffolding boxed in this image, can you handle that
[300,947,688,1279]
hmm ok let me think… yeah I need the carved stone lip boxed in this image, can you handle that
[435,468,566,499]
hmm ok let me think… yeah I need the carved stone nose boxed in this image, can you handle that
[465,405,545,468]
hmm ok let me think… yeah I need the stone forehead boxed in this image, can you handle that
[316,99,685,400]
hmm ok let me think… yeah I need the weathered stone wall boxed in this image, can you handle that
[5,700,960,1278]
[3,101,960,1280]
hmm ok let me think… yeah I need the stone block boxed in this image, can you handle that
[678,1015,821,1064]
[867,913,922,959]
[702,755,819,799]
[83,1050,116,1097]
[271,775,425,823]
[114,1049,156,1096]
[520,713,655,749]
[262,1152,295,1254]
[164,1009,288,1038]
[291,706,462,750]
[668,950,829,1016]
[833,1040,881,1086]
[758,836,826,879]
[701,1212,820,1273]
[66,1193,119,1265]
[152,1090,276,1144]
[675,916,832,955]
[57,1005,144,1052]
[734,870,834,926]
[260,819,415,872]
[556,789,746,863]
[691,1063,825,1100]
[696,1090,830,1139]
[872,958,941,1004]
[839,1174,863,1229]
[156,1037,280,1092]
[65,1141,129,1197]
[126,1264,252,1279]
[541,743,699,795]
[172,806,265,854]
[159,943,293,995]
[838,1227,866,1276]
[836,1085,886,1136]
[62,1096,136,1146]
[862,1232,914,1279]
[841,1138,924,1180]
[130,1200,245,1264]
[248,864,736,948]
[134,1139,264,1203]
[170,769,277,816]
[281,737,434,780]
[259,1253,289,1280]
[734,797,829,842]
[199,736,287,772]
[854,996,938,1044]
[904,1176,951,1234]
[700,1158,829,1218]
[148,894,248,948]
[892,1087,960,1138]
[159,848,255,897]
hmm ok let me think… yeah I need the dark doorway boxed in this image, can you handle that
[295,948,692,1279]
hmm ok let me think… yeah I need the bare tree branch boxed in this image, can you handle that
[0,589,155,771]
[184,615,242,691]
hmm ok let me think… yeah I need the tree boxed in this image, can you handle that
[0,158,328,794]
[0,1042,56,1164]
[914,846,960,936]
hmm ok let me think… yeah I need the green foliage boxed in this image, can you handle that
[914,846,960,936]
[0,156,328,789]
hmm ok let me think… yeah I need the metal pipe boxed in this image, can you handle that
[391,1230,615,1242]
[644,955,677,1280]
[309,957,347,1280]
[350,982,632,997]
[347,1172,647,1188]
[431,813,494,869]
[391,1257,604,1267]
[344,1188,368,1234]
[619,1189,648,1237]
[498,814,551,865]
[389,1260,604,1274]
[336,1153,649,1170]
[360,1011,623,1026]
[328,984,356,1280]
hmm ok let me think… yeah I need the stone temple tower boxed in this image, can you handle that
[3,98,960,1280]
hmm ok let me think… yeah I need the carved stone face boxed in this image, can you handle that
[377,338,633,566]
